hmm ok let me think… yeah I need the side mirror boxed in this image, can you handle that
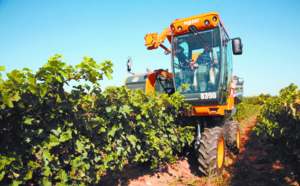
[238,78,244,85]
[232,37,243,55]
[127,57,132,72]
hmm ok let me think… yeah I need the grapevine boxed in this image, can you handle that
[0,55,194,185]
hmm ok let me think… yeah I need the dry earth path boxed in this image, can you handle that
[98,113,299,186]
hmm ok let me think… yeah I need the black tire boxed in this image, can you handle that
[295,152,300,183]
[197,127,225,176]
[227,120,241,154]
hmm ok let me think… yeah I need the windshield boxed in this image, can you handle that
[172,27,221,94]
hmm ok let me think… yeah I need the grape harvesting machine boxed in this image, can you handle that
[125,12,244,176]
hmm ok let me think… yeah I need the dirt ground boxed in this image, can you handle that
[98,114,300,186]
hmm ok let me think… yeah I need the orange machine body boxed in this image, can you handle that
[125,70,173,93]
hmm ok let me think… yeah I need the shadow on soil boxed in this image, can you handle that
[226,124,299,186]
[97,161,156,186]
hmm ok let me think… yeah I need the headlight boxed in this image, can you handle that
[204,20,210,26]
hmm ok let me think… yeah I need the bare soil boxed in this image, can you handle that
[98,114,299,186]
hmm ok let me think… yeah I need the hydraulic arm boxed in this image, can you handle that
[144,28,172,54]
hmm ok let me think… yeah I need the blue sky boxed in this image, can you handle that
[0,0,299,97]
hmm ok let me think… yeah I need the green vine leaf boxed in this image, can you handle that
[127,135,137,148]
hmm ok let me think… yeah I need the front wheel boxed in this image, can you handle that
[197,127,225,176]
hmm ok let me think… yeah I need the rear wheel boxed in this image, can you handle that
[227,120,241,154]
[197,127,225,176]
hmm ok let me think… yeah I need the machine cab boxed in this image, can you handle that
[170,13,242,107]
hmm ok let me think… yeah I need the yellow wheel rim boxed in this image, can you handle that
[217,138,224,169]
[237,128,240,149]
